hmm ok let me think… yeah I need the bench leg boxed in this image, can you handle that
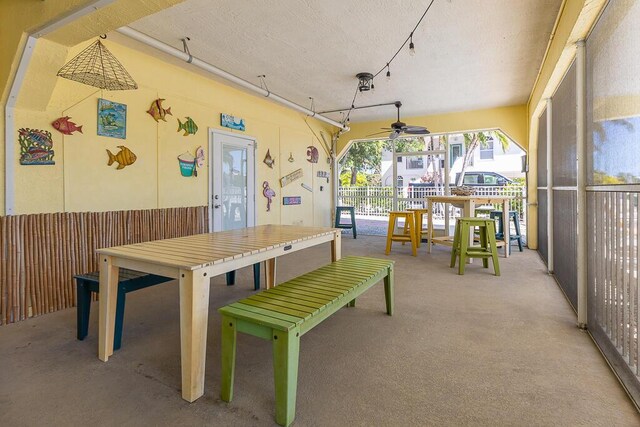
[384,267,394,316]
[253,263,261,290]
[114,287,126,351]
[220,315,237,403]
[348,299,356,307]
[273,328,300,427]
[226,270,236,286]
[76,279,92,341]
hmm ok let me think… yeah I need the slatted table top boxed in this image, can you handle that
[96,225,339,271]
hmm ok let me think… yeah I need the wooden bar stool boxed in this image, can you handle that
[334,206,357,239]
[450,217,500,275]
[490,210,523,254]
[385,211,417,256]
[407,208,429,248]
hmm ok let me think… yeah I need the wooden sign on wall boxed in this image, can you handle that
[280,168,303,187]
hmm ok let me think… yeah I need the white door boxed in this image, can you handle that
[210,130,256,231]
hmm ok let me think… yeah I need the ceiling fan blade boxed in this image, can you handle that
[403,128,430,135]
[366,130,392,137]
[403,125,427,132]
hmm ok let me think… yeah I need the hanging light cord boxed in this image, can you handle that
[373,0,435,79]
[341,0,436,125]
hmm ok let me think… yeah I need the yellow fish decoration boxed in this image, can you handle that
[107,146,137,170]
[147,98,172,122]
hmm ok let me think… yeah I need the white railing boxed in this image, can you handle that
[338,185,526,215]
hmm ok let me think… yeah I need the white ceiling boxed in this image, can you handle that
[127,0,562,123]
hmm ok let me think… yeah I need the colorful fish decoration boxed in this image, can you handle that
[51,116,83,135]
[306,146,319,163]
[147,98,172,122]
[18,128,54,165]
[177,117,198,136]
[263,181,276,212]
[18,128,53,148]
[107,146,137,170]
[263,149,275,168]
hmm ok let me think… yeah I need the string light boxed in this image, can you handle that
[409,33,415,56]
[340,0,435,125]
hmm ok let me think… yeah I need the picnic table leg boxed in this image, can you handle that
[273,328,301,427]
[503,199,510,258]
[265,258,277,289]
[464,200,475,264]
[179,269,211,402]
[331,231,342,261]
[220,314,237,402]
[98,255,119,361]
[427,199,433,253]
[384,266,394,315]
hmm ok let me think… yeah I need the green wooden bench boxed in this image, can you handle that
[218,256,394,427]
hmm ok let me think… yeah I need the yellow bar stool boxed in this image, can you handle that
[385,211,417,256]
[407,208,429,248]
[450,217,500,275]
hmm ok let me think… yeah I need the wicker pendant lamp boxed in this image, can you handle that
[57,38,138,90]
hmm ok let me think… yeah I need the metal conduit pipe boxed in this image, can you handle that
[115,26,348,131]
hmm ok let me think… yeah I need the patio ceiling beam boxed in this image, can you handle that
[115,26,348,132]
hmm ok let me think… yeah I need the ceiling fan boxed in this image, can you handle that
[367,101,430,140]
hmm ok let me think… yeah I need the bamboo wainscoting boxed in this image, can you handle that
[0,207,208,325]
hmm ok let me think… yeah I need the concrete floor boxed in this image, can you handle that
[1,235,639,426]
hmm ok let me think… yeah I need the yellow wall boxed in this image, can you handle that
[525,0,607,248]
[9,37,335,226]
[338,105,528,156]
[0,0,186,216]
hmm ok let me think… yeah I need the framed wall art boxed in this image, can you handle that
[97,98,127,139]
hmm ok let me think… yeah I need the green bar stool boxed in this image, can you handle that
[450,217,500,276]
[334,206,357,238]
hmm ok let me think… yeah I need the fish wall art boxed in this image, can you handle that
[306,146,319,163]
[147,98,172,122]
[263,181,276,211]
[97,98,127,139]
[263,149,275,168]
[18,128,55,165]
[177,117,198,136]
[107,146,137,169]
[52,116,83,135]
[221,113,246,131]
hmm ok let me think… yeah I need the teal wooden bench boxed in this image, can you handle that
[218,256,394,427]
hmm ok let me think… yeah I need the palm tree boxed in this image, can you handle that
[456,131,510,186]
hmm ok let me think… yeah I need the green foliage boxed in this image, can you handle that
[340,171,369,186]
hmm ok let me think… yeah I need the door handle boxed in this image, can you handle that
[214,204,221,208]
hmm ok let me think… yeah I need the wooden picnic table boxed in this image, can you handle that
[96,224,341,402]
[426,195,512,258]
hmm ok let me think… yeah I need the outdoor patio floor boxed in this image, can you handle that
[1,235,638,425]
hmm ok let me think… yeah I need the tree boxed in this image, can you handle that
[456,131,510,186]
[339,140,384,185]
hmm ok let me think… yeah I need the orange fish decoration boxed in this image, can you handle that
[107,146,137,170]
[147,98,172,122]
[51,116,83,135]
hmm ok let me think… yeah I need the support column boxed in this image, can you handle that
[546,98,554,274]
[576,40,588,328]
